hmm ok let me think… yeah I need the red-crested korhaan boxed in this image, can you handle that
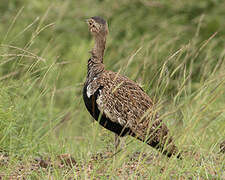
[83,16,181,158]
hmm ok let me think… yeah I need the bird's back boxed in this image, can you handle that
[95,70,154,127]
[85,70,162,135]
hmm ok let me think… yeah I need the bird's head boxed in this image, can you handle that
[86,16,108,37]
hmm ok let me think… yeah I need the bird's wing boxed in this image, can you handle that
[95,71,160,137]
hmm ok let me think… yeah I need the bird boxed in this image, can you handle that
[83,16,181,158]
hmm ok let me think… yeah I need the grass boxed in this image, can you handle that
[0,0,225,179]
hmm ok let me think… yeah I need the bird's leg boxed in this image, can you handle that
[114,134,120,151]
[114,134,126,153]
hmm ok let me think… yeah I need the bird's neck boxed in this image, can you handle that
[91,35,106,63]
[86,35,106,81]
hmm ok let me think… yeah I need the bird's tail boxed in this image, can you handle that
[146,136,181,159]
[132,120,182,159]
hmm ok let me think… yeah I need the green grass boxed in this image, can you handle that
[0,0,225,179]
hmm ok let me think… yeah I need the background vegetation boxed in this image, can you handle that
[0,0,224,179]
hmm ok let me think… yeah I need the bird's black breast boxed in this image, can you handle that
[83,83,131,137]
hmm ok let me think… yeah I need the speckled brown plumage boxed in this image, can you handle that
[83,16,180,158]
